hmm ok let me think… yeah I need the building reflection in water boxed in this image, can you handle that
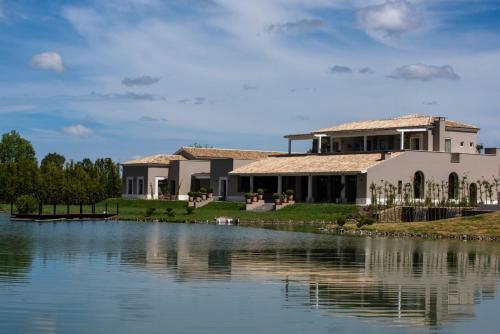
[126,232,500,328]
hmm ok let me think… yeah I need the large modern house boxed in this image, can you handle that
[122,115,500,206]
[229,115,500,205]
[121,147,283,200]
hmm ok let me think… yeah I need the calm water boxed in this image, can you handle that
[1,214,500,334]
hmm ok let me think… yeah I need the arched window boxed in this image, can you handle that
[448,173,459,200]
[414,171,425,199]
[469,183,478,206]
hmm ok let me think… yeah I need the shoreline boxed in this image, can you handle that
[4,212,500,243]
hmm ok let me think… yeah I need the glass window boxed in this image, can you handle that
[445,139,452,152]
[128,179,133,195]
[238,176,250,193]
[138,179,144,195]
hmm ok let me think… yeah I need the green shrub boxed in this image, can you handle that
[187,192,195,198]
[356,216,376,228]
[15,195,38,214]
[272,192,281,200]
[244,192,253,199]
[285,189,294,196]
[199,187,207,194]
[336,216,347,227]
[145,207,156,217]
[186,206,195,214]
[257,188,264,195]
[166,207,176,217]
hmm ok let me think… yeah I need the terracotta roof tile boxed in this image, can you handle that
[229,152,402,175]
[122,154,186,166]
[312,115,478,133]
[176,147,284,160]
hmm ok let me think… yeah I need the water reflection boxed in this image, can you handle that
[0,216,499,332]
[119,225,500,328]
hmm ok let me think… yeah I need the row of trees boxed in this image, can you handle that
[0,131,121,207]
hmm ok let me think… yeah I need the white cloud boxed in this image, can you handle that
[388,64,460,81]
[29,52,65,72]
[61,124,93,137]
[358,0,422,42]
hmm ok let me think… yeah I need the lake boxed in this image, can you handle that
[1,214,499,334]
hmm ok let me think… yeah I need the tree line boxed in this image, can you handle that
[0,130,121,207]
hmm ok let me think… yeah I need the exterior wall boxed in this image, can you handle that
[227,175,243,201]
[210,159,256,201]
[122,165,149,199]
[365,151,500,204]
[169,160,210,200]
[146,167,169,199]
[122,165,169,199]
[444,130,477,154]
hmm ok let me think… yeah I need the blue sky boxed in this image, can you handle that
[1,0,500,162]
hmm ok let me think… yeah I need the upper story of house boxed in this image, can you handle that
[285,115,480,155]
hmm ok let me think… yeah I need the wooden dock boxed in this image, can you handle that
[10,213,117,221]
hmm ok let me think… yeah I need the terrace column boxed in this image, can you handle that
[341,175,346,203]
[307,175,313,202]
[317,137,322,153]
[330,137,334,152]
[288,139,292,154]
[400,131,405,150]
[363,135,368,152]
[249,176,254,192]
[277,175,282,194]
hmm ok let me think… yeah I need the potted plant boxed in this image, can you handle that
[257,188,264,201]
[200,187,207,200]
[252,193,258,202]
[273,192,281,205]
[207,188,213,198]
[187,191,194,202]
[286,189,294,202]
[245,192,253,204]
[195,192,202,202]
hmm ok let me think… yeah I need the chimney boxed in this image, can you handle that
[381,152,392,160]
[433,116,446,152]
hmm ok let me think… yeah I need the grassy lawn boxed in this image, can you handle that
[104,199,358,222]
[338,211,500,237]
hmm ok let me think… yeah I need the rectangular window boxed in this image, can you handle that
[470,142,474,147]
[127,179,133,195]
[138,178,144,195]
[460,141,464,147]
[445,139,452,153]
[398,181,402,195]
[170,180,176,195]
[238,176,250,193]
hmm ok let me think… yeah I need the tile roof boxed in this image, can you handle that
[229,152,402,175]
[122,154,186,166]
[175,147,284,160]
[312,115,478,133]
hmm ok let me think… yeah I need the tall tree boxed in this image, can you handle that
[0,131,38,203]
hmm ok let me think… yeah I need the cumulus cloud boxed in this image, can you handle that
[266,19,327,34]
[139,116,167,122]
[329,65,353,74]
[359,67,374,74]
[61,124,93,137]
[358,0,422,42]
[122,75,160,87]
[243,84,257,90]
[29,52,65,72]
[388,64,460,81]
[90,91,166,101]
